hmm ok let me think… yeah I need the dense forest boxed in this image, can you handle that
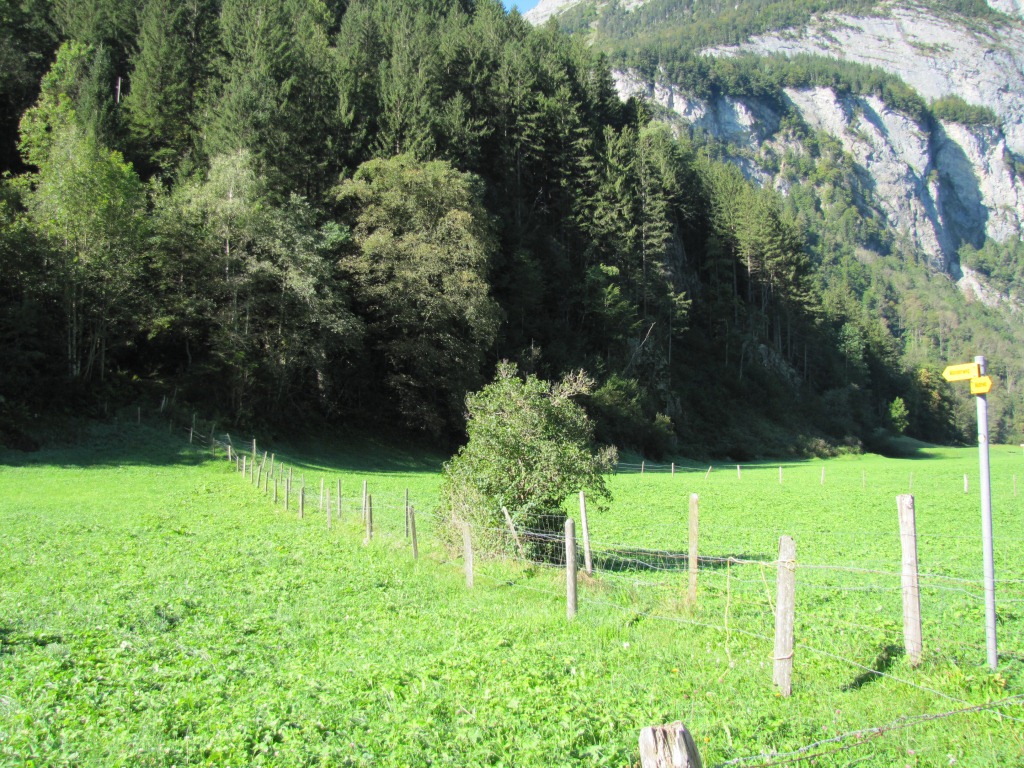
[0,0,1011,456]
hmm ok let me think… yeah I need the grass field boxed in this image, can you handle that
[1,421,1022,766]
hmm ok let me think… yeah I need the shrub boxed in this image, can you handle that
[437,363,617,560]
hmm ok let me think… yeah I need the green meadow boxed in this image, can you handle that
[1,423,1022,766]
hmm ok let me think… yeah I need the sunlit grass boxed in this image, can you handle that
[1,424,1021,766]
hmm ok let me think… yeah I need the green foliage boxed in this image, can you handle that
[959,238,1024,297]
[156,150,362,420]
[123,0,219,172]
[888,396,909,434]
[19,46,149,383]
[1,0,1010,449]
[336,154,500,433]
[438,362,616,557]
[0,0,56,172]
[930,94,999,126]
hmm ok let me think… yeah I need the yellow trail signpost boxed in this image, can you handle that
[942,362,980,382]
[945,356,998,670]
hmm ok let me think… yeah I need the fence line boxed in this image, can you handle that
[155,413,1023,766]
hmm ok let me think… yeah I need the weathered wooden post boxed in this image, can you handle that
[463,522,473,588]
[299,482,305,520]
[274,478,278,505]
[641,460,645,475]
[773,535,796,697]
[964,474,969,494]
[736,464,741,480]
[565,518,577,619]
[409,506,419,560]
[671,462,675,476]
[820,466,825,486]
[502,507,525,558]
[897,495,923,667]
[364,495,373,544]
[639,722,703,768]
[688,493,699,606]
[242,455,247,478]
[579,491,593,576]
[704,465,712,480]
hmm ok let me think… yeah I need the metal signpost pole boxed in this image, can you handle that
[975,355,998,671]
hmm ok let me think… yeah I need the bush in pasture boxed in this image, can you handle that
[437,362,616,560]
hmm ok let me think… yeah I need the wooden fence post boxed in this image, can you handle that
[704,466,712,480]
[964,474,969,494]
[639,722,703,768]
[463,522,473,588]
[299,483,305,520]
[736,464,741,480]
[565,518,577,619]
[773,535,796,697]
[688,493,699,606]
[242,455,246,478]
[897,494,923,667]
[641,460,645,475]
[820,466,825,486]
[251,438,256,462]
[579,491,593,576]
[502,506,525,558]
[671,462,675,476]
[409,506,419,560]
[274,478,278,505]
[189,427,194,444]
[364,495,373,544]
[285,475,290,511]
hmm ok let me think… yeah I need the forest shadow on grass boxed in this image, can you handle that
[842,644,904,691]
[0,420,214,470]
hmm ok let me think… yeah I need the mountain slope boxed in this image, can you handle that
[530,0,1024,276]
[527,0,1024,441]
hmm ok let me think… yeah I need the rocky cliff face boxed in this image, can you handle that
[530,1,1024,295]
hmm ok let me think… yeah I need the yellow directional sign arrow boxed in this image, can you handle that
[943,362,980,382]
[971,375,993,395]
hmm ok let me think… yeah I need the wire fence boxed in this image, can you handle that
[166,412,1024,766]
